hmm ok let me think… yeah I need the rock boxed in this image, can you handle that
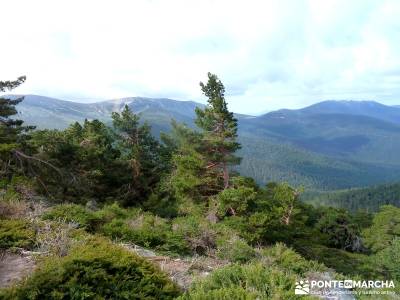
[85,200,99,211]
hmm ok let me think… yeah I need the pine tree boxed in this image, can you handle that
[195,72,241,189]
[0,76,35,179]
[112,105,164,203]
[167,120,210,200]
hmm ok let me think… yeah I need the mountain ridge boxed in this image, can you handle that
[261,99,400,124]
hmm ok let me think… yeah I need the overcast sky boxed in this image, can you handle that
[2,0,400,114]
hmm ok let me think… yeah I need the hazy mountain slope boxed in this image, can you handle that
[237,135,400,190]
[239,111,400,165]
[303,182,400,212]
[13,95,203,132]
[277,100,400,124]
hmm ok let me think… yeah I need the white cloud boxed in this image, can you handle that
[1,0,400,114]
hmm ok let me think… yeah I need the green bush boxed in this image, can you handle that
[362,205,400,253]
[216,238,256,263]
[0,219,35,250]
[178,286,259,300]
[293,240,376,277]
[216,186,257,217]
[94,202,138,222]
[1,236,181,299]
[260,243,326,276]
[371,238,400,280]
[172,215,217,255]
[42,204,102,231]
[101,213,168,246]
[181,243,326,300]
[100,212,190,256]
[180,263,297,300]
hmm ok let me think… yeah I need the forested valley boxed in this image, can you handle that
[1,75,399,299]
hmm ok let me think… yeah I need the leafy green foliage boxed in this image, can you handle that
[371,238,400,281]
[216,186,257,217]
[362,205,400,252]
[167,121,215,201]
[315,207,363,251]
[30,112,166,205]
[112,105,167,204]
[0,219,35,250]
[196,73,241,189]
[0,77,35,181]
[181,244,324,300]
[97,208,190,256]
[178,286,260,300]
[219,182,307,245]
[260,242,326,276]
[30,120,124,203]
[182,263,296,300]
[293,240,378,277]
[42,204,102,232]
[0,236,181,299]
[216,238,256,263]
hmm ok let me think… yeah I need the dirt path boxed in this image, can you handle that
[120,243,229,290]
[0,252,36,288]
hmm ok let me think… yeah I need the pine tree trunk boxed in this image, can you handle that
[223,163,229,189]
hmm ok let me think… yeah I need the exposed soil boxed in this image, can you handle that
[0,252,36,288]
[121,243,229,290]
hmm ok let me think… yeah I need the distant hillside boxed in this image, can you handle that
[298,100,400,124]
[303,182,400,212]
[239,102,400,165]
[12,95,203,132]
[237,135,400,190]
[7,94,400,190]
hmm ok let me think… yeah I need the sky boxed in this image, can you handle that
[2,0,400,115]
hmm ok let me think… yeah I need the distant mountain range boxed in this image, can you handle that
[7,94,400,191]
[11,95,202,132]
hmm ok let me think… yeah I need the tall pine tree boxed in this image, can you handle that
[195,73,241,189]
[112,105,164,203]
[0,76,35,179]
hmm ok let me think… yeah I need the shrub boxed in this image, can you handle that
[94,202,137,222]
[101,213,167,246]
[371,238,400,281]
[220,214,271,245]
[35,222,77,256]
[315,207,361,251]
[42,204,102,231]
[180,263,296,300]
[172,216,217,255]
[1,236,181,299]
[216,186,257,218]
[216,237,256,263]
[0,219,35,250]
[293,240,375,277]
[178,286,259,300]
[100,212,190,256]
[0,198,30,219]
[362,205,400,253]
[260,243,326,276]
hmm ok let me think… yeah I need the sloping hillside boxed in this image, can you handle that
[303,182,400,212]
